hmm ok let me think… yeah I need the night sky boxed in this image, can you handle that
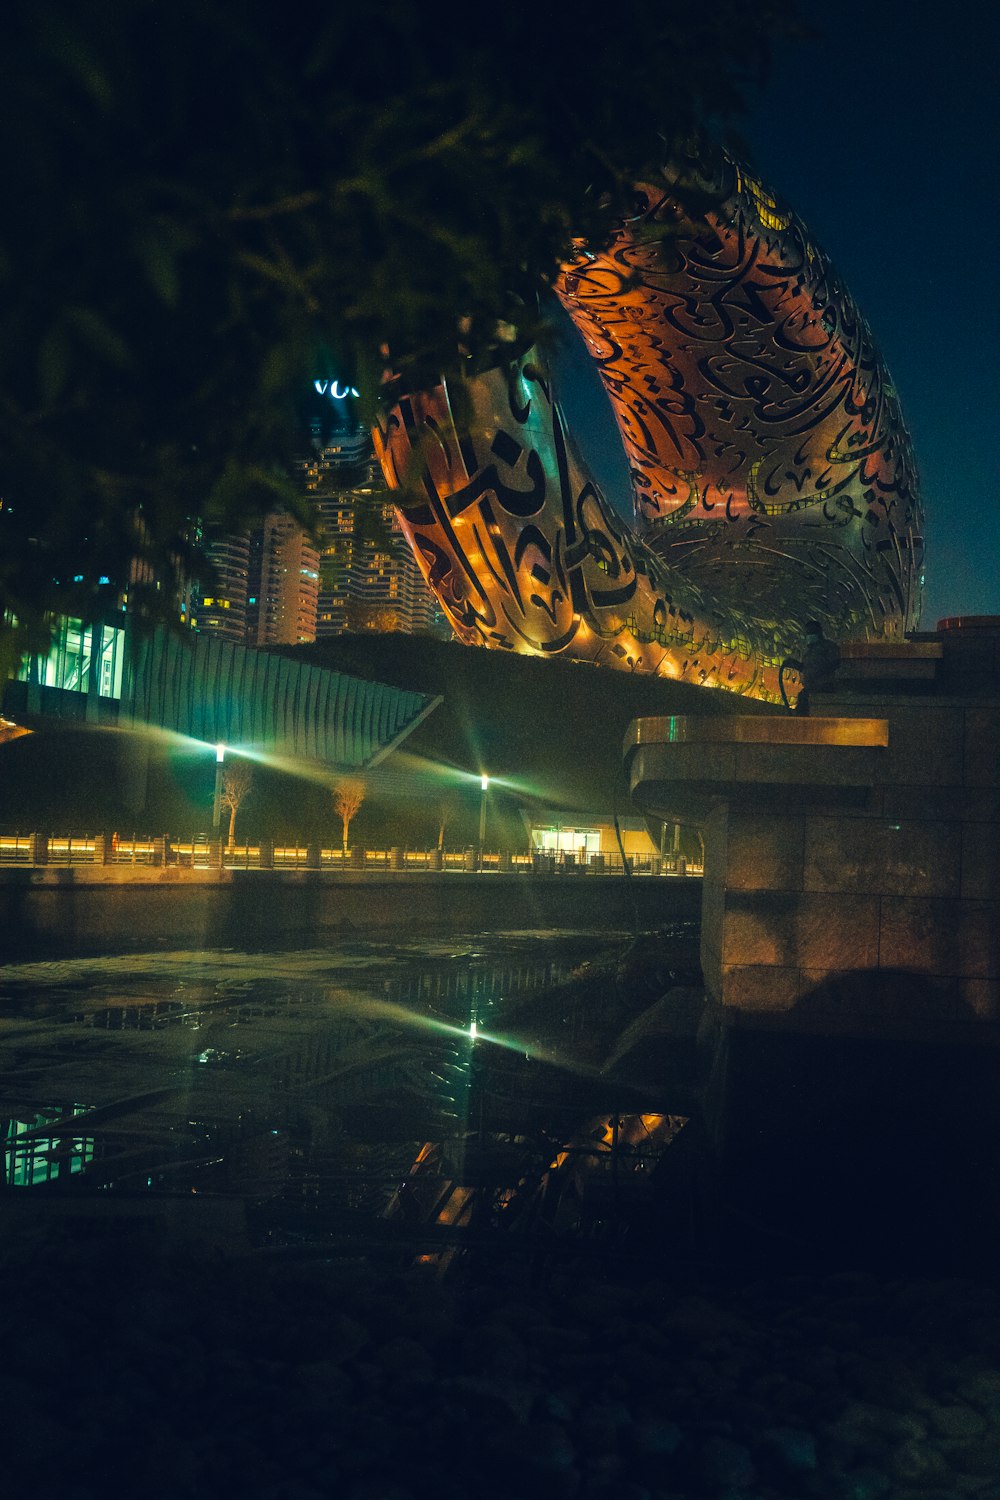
[557,0,998,633]
[744,0,999,629]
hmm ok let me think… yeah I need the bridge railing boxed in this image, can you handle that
[0,833,701,877]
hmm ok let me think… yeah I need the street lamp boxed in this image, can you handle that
[212,743,226,831]
[478,773,489,868]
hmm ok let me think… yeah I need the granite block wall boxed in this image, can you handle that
[702,694,1000,1020]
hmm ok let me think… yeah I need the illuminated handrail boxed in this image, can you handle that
[46,836,99,865]
[0,834,32,861]
[0,835,697,877]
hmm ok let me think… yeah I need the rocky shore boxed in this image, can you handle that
[5,1244,999,1500]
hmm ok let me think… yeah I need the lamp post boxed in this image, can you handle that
[212,743,226,832]
[478,773,489,869]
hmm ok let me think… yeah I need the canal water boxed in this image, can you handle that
[1,926,671,1245]
[4,931,998,1500]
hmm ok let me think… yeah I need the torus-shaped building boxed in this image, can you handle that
[374,151,923,704]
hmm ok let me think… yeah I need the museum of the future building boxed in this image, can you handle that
[374,148,924,704]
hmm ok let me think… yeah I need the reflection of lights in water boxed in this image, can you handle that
[1,934,630,1191]
[4,1108,95,1186]
[2,927,678,1251]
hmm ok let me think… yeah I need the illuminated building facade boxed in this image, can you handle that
[12,615,126,710]
[184,532,251,644]
[374,150,923,702]
[173,385,446,649]
[300,402,446,639]
[313,490,444,638]
[246,513,320,647]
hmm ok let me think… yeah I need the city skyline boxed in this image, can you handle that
[187,421,447,648]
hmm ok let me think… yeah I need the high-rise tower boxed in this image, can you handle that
[299,396,446,639]
[184,532,251,643]
[245,513,320,647]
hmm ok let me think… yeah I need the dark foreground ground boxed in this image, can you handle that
[4,929,998,1498]
[6,1240,999,1500]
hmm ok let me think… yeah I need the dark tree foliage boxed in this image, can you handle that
[0,0,800,674]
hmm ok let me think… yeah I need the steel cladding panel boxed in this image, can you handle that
[123,628,434,768]
[375,150,923,704]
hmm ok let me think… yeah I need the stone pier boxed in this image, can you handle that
[624,619,1000,1269]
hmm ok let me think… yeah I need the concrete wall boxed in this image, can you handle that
[0,870,702,960]
[624,632,1000,1267]
[703,696,1000,1023]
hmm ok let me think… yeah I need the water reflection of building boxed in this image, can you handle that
[3,1108,94,1186]
[0,939,600,1223]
